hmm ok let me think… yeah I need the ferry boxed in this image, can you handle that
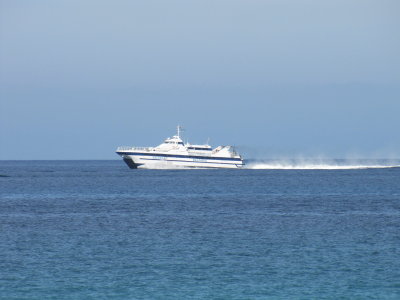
[116,126,244,169]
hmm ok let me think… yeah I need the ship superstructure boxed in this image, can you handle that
[116,126,244,169]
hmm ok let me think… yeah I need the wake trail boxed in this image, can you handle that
[245,160,400,170]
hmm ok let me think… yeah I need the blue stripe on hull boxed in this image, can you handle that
[140,157,241,166]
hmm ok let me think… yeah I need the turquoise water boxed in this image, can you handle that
[1,160,400,299]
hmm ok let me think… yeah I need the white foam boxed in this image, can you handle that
[245,160,400,170]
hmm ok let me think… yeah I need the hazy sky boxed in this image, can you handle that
[1,0,399,159]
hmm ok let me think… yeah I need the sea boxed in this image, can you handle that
[1,160,400,299]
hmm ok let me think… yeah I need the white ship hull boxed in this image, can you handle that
[118,152,244,169]
[116,126,244,169]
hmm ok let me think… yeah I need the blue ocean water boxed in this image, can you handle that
[1,160,400,299]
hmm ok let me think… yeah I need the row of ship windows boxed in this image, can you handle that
[164,142,210,151]
[188,147,211,151]
[164,141,184,145]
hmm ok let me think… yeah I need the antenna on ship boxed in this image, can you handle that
[177,125,184,138]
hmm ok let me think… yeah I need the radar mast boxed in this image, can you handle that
[177,125,184,139]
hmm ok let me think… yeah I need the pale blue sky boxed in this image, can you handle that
[1,0,399,159]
